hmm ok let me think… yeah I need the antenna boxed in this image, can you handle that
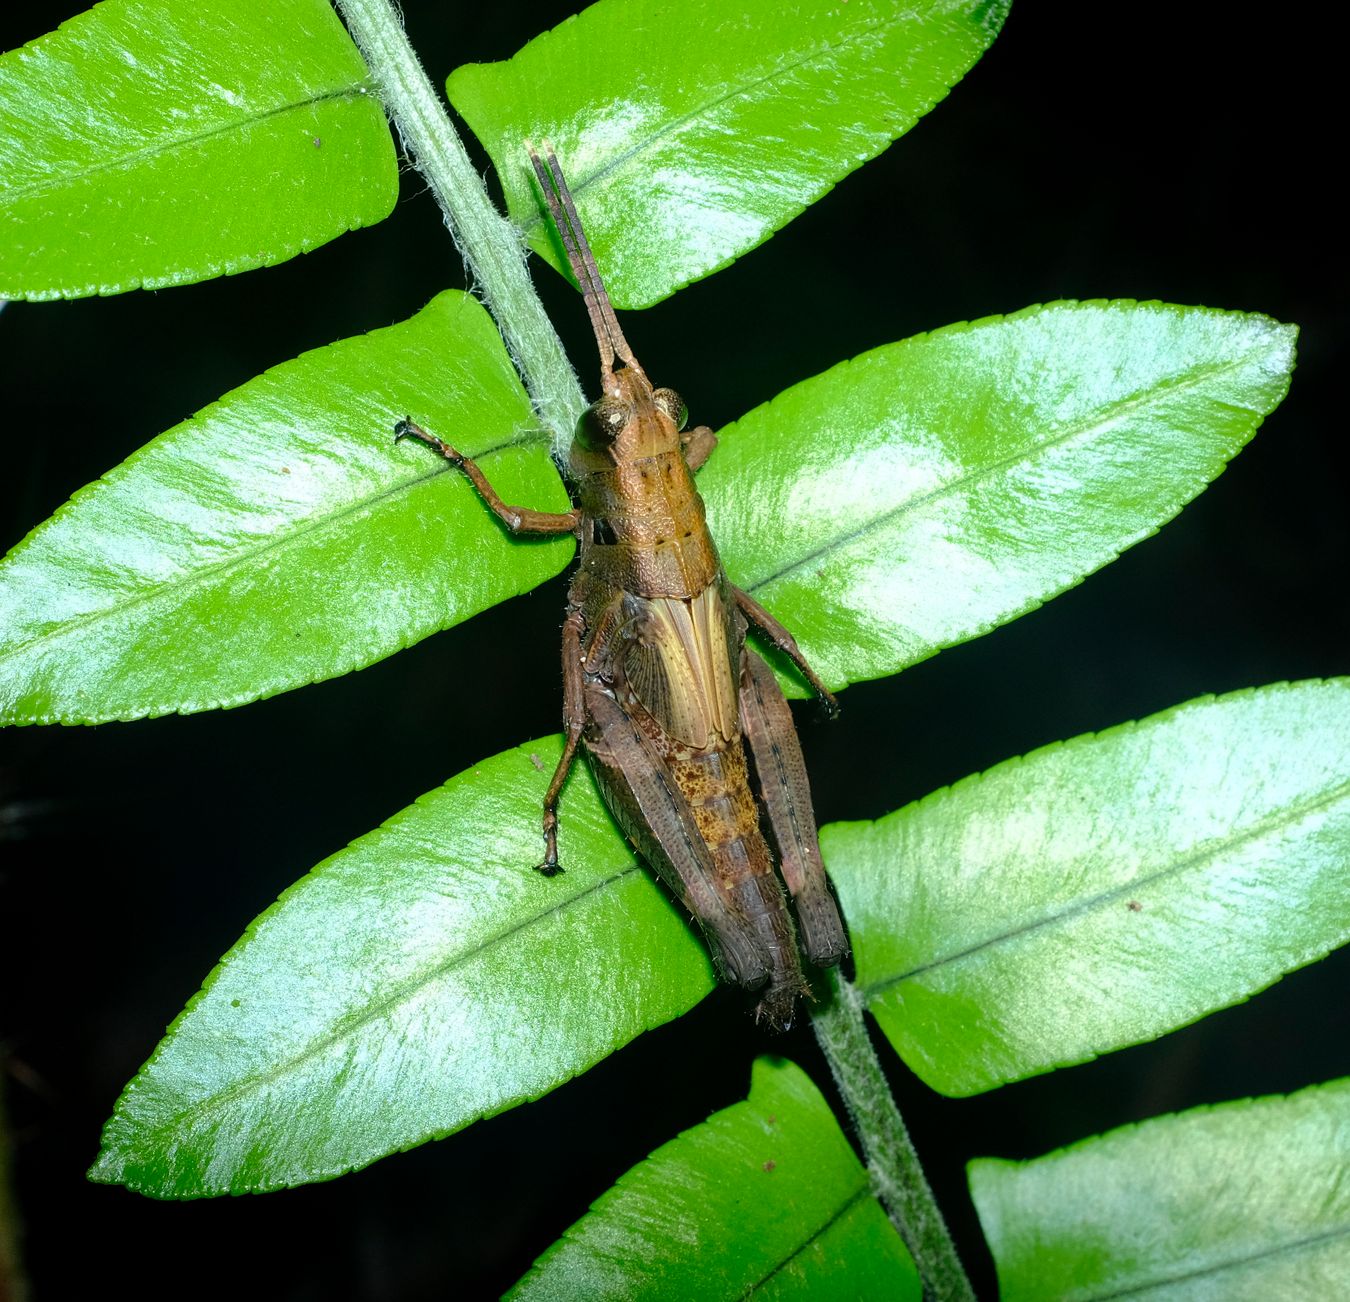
[527,143,644,384]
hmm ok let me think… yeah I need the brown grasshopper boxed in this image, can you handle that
[395,146,847,1028]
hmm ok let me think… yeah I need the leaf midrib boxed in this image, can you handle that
[516,0,943,241]
[860,772,1350,1000]
[0,431,552,669]
[151,855,646,1141]
[746,349,1262,596]
[1084,1220,1350,1300]
[739,1184,873,1297]
[1,83,372,207]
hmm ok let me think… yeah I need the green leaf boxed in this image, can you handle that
[825,680,1350,1097]
[93,680,1349,1194]
[0,0,397,300]
[704,301,1297,697]
[969,1076,1350,1300]
[446,0,1007,309]
[3,301,1290,724]
[0,291,572,725]
[90,736,714,1197]
[510,1057,920,1300]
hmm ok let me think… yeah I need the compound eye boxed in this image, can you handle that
[652,387,688,431]
[575,397,629,449]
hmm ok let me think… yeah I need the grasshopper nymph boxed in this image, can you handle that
[396,146,847,1028]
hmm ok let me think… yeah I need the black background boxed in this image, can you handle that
[2,2,1346,1298]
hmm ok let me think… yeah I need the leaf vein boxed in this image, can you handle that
[747,351,1260,596]
[1,83,373,207]
[518,3,936,239]
[1084,1221,1350,1299]
[0,430,551,669]
[861,773,1350,999]
[738,1183,873,1296]
[156,859,644,1134]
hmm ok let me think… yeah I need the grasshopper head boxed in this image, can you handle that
[570,371,687,470]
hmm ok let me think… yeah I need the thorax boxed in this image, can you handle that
[574,449,721,598]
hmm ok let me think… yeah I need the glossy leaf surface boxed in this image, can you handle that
[2,300,1291,723]
[971,1077,1350,1299]
[705,301,1296,697]
[90,736,714,1197]
[447,0,1008,308]
[94,678,1349,1194]
[0,0,397,299]
[510,1058,919,1300]
[0,291,572,724]
[826,680,1350,1096]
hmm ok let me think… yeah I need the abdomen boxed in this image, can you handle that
[668,742,807,1028]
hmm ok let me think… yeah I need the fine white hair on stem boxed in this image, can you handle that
[333,0,585,465]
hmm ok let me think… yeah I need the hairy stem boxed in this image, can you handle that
[333,0,585,445]
[336,1,965,1292]
[812,968,974,1301]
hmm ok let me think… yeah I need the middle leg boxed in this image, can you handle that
[731,585,838,715]
[536,607,588,876]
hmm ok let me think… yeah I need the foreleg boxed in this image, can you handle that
[682,426,717,472]
[395,419,578,535]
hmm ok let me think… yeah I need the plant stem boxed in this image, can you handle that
[332,0,585,445]
[811,968,974,1301]
[336,2,968,1292]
